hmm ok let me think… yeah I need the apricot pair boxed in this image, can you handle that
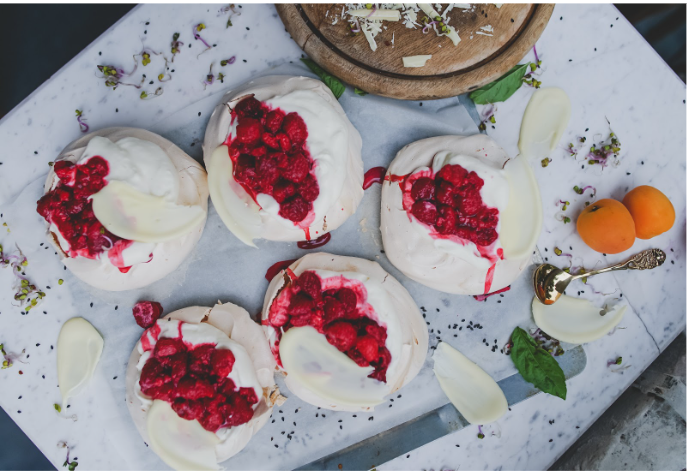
[576,186,675,254]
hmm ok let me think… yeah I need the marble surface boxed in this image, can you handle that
[0,3,684,471]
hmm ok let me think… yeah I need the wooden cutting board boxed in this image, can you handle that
[277,4,554,100]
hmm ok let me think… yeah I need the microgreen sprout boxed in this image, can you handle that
[558,200,570,211]
[530,328,564,357]
[193,23,212,54]
[477,425,485,439]
[203,63,215,89]
[170,32,184,61]
[59,442,78,471]
[541,158,551,167]
[1,244,44,310]
[75,110,89,133]
[54,403,62,413]
[141,52,151,66]
[220,56,236,67]
[563,216,571,224]
[585,123,622,168]
[140,88,164,100]
[58,278,64,285]
[573,185,597,196]
[97,61,142,90]
[607,356,623,367]
[219,4,240,28]
[1,343,26,369]
[218,72,225,83]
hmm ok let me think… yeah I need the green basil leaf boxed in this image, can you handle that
[469,63,529,104]
[510,327,567,400]
[300,58,346,100]
[354,88,368,96]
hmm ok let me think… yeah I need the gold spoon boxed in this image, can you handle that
[533,248,666,305]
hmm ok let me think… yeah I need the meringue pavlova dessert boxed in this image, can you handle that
[261,253,428,411]
[203,75,363,246]
[36,127,208,291]
[381,134,542,295]
[125,303,281,470]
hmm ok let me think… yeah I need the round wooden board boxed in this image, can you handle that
[277,4,554,100]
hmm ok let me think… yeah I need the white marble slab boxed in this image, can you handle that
[0,3,684,471]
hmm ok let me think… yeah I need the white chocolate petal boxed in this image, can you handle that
[57,317,104,405]
[531,295,626,344]
[432,342,507,424]
[518,88,571,161]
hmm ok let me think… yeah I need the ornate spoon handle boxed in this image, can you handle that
[572,249,666,280]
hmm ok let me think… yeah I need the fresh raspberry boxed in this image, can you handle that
[268,309,290,327]
[279,195,309,222]
[437,164,468,186]
[265,110,285,133]
[455,225,475,241]
[215,377,237,395]
[250,145,267,158]
[199,407,224,432]
[234,97,263,118]
[233,154,256,184]
[154,338,187,358]
[309,309,325,332]
[337,288,357,314]
[477,207,499,229]
[139,358,166,391]
[370,347,392,382]
[279,154,310,183]
[276,133,291,152]
[365,324,387,345]
[324,321,358,352]
[290,313,312,327]
[145,382,175,402]
[282,113,308,145]
[323,297,346,322]
[272,179,296,203]
[261,132,280,149]
[211,349,235,378]
[298,174,320,202]
[411,177,436,201]
[289,292,315,316]
[356,335,379,362]
[465,171,484,189]
[255,157,279,188]
[458,191,482,216]
[132,301,163,329]
[435,205,458,234]
[236,118,263,145]
[53,160,76,183]
[86,157,109,177]
[162,352,189,382]
[347,348,369,367]
[224,394,255,427]
[177,376,216,400]
[189,345,215,375]
[239,387,259,405]
[171,398,205,420]
[296,271,322,300]
[435,181,455,206]
[458,216,479,228]
[475,228,498,246]
[411,200,438,226]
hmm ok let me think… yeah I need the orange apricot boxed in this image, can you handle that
[576,199,636,254]
[622,185,675,239]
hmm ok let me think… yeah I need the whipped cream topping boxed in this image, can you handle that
[381,134,539,295]
[261,253,428,411]
[134,318,263,444]
[405,151,509,270]
[43,127,209,292]
[203,76,363,246]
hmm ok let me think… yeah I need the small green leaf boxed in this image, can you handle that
[469,63,529,104]
[54,403,61,413]
[510,327,567,400]
[354,88,368,96]
[68,461,78,471]
[300,58,346,100]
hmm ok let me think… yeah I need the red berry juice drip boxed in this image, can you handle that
[473,285,511,301]
[297,232,331,250]
[363,167,387,190]
[265,259,297,282]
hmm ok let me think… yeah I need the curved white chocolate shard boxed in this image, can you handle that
[518,88,571,161]
[261,252,428,412]
[92,181,206,243]
[147,400,220,471]
[42,127,209,292]
[57,317,104,405]
[432,342,507,424]
[500,155,543,260]
[280,326,388,408]
[203,75,363,246]
[531,295,626,344]
[403,55,432,68]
